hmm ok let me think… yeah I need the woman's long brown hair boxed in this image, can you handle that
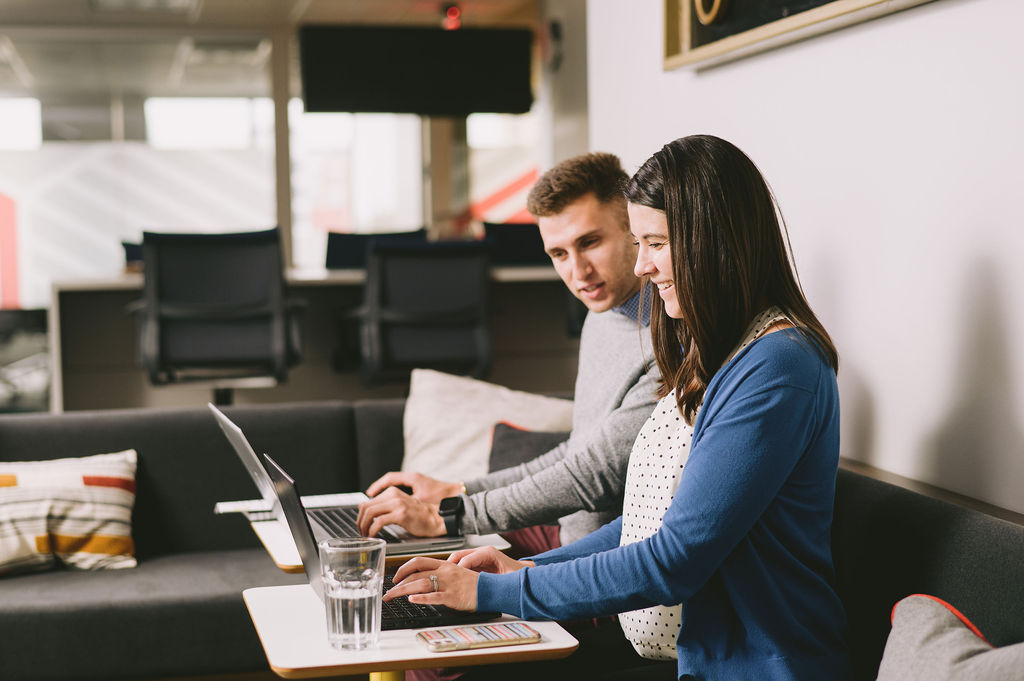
[625,135,838,424]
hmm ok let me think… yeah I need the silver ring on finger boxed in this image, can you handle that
[429,574,439,592]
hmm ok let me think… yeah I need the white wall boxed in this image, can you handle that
[539,0,590,166]
[587,0,1024,514]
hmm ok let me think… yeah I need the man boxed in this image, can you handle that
[357,152,658,555]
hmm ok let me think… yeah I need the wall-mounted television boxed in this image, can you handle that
[299,25,534,116]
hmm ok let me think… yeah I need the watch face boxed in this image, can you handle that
[439,496,463,514]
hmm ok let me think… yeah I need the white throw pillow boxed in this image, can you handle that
[0,450,138,576]
[402,369,574,483]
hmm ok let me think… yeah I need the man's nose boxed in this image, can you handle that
[570,252,591,281]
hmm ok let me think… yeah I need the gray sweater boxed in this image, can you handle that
[461,306,660,544]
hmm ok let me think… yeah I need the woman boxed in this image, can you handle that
[386,135,850,681]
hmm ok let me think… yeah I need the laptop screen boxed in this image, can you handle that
[263,453,326,599]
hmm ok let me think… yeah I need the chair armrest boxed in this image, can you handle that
[284,296,307,312]
[125,299,147,315]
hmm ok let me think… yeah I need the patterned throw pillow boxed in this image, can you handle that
[0,450,138,576]
[876,594,1024,681]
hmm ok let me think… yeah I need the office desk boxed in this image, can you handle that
[243,584,578,680]
[48,266,578,412]
[250,517,511,573]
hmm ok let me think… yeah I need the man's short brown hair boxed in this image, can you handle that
[526,152,628,218]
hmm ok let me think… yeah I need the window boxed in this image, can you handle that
[289,104,423,270]
[467,112,540,225]
[0,34,275,309]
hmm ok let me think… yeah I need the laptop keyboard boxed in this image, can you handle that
[309,506,399,543]
[381,574,446,630]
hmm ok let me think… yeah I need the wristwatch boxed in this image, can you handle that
[438,495,465,537]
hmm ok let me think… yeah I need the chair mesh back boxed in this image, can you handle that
[139,228,293,379]
[361,241,491,380]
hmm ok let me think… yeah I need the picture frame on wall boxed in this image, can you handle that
[665,0,938,70]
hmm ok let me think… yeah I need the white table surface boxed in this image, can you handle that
[243,583,578,678]
[250,519,511,572]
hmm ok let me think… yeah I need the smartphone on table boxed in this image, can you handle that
[416,622,541,652]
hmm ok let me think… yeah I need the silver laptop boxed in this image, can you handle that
[209,403,465,555]
[262,452,500,630]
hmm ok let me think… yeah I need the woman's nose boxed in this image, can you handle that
[634,249,653,278]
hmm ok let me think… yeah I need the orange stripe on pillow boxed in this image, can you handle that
[37,534,135,555]
[82,475,136,494]
[0,474,17,487]
[894,594,992,645]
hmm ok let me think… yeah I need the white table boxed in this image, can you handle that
[243,583,578,680]
[249,517,511,572]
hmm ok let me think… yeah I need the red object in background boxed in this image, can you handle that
[469,168,539,222]
[442,3,461,30]
[0,193,18,309]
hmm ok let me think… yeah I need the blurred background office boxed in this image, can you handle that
[0,0,588,412]
[0,0,1022,520]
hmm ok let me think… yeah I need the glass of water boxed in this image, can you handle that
[318,537,387,650]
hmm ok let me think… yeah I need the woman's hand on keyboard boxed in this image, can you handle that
[386,557,479,611]
[356,486,446,538]
[448,546,534,574]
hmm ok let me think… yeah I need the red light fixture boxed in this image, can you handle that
[442,3,461,30]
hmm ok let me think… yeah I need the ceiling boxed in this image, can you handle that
[0,0,540,99]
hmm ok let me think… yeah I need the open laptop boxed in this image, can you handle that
[263,452,500,630]
[209,403,464,555]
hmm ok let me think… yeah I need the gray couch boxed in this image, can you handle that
[0,399,405,681]
[0,399,1021,681]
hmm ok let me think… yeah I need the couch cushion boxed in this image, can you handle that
[353,398,407,490]
[0,402,357,559]
[401,369,573,483]
[832,469,1024,681]
[876,594,1024,681]
[0,548,306,681]
[488,423,570,473]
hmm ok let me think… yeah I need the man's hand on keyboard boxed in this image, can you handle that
[386,556,479,612]
[357,486,446,538]
[365,471,463,505]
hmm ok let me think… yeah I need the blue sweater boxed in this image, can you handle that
[477,330,850,681]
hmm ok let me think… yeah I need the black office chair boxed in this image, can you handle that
[481,222,549,265]
[345,240,492,386]
[128,228,304,405]
[325,229,427,269]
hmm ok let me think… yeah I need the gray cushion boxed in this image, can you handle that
[0,549,305,681]
[488,422,570,473]
[876,595,1024,680]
